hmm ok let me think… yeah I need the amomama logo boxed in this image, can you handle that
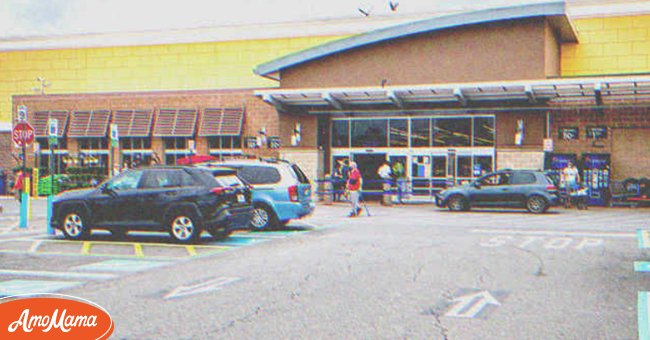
[0,293,114,339]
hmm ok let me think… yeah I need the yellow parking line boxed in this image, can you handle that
[643,231,650,248]
[186,246,197,257]
[133,243,144,257]
[81,242,92,255]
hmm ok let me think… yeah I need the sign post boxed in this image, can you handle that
[110,124,119,176]
[47,119,58,235]
[13,115,34,230]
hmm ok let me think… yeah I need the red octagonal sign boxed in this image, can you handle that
[12,122,35,147]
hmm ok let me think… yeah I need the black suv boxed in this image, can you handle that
[51,166,252,243]
[435,170,559,214]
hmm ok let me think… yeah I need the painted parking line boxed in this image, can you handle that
[71,259,173,273]
[639,292,650,340]
[0,269,116,280]
[212,235,269,247]
[638,230,650,249]
[0,238,232,259]
[636,262,650,273]
[472,228,635,238]
[0,279,84,297]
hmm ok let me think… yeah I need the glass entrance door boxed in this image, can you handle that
[353,153,387,200]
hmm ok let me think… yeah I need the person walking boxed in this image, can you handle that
[347,162,363,217]
[391,160,405,203]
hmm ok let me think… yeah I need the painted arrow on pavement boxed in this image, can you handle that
[445,290,501,318]
[164,277,240,300]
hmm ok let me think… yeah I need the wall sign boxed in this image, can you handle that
[558,127,579,141]
[244,137,258,149]
[586,126,607,139]
[268,136,281,149]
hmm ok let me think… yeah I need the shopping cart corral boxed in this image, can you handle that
[608,179,646,207]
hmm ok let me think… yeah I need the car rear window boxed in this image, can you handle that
[190,169,219,187]
[510,172,536,185]
[238,166,281,185]
[215,174,245,188]
[291,164,310,184]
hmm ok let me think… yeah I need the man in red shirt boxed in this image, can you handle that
[12,169,24,203]
[346,162,363,217]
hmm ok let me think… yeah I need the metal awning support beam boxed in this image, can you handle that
[525,85,536,103]
[594,83,603,106]
[263,94,287,113]
[454,87,467,106]
[387,90,404,108]
[323,92,344,110]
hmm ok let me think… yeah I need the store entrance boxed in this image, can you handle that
[353,153,386,200]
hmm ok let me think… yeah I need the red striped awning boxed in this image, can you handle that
[198,108,244,137]
[153,109,197,137]
[113,110,153,137]
[33,111,68,137]
[68,110,111,137]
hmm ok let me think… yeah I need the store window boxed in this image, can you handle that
[78,138,108,150]
[164,137,187,150]
[351,119,387,147]
[473,117,495,146]
[585,126,607,140]
[473,156,493,177]
[37,137,67,150]
[457,156,472,178]
[410,119,430,147]
[207,136,241,149]
[331,120,349,148]
[434,118,471,147]
[121,137,151,150]
[389,119,408,147]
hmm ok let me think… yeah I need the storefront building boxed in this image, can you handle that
[4,1,650,199]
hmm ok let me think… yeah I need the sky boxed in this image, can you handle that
[0,0,634,39]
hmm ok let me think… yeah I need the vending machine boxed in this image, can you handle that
[581,153,610,206]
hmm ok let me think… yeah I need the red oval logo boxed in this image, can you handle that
[0,294,113,340]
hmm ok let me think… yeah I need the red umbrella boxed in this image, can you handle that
[176,154,217,165]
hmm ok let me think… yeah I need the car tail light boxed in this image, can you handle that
[545,185,557,191]
[288,185,299,202]
[211,187,232,195]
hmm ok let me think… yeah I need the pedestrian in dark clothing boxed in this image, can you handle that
[332,162,344,202]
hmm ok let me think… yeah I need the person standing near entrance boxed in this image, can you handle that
[391,160,405,203]
[377,161,392,205]
[347,162,363,217]
[340,159,351,202]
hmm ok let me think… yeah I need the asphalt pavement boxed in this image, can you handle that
[0,197,648,339]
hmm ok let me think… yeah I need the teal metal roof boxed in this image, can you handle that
[254,1,577,80]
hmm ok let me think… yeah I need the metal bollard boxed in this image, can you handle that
[382,181,393,206]
[323,178,333,205]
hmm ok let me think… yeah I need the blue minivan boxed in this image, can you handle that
[203,159,315,230]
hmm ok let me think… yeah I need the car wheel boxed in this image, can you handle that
[168,211,201,243]
[526,195,548,214]
[61,211,90,240]
[250,204,277,231]
[447,195,468,212]
[208,227,231,241]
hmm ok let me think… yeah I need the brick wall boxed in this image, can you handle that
[279,148,324,185]
[496,149,545,170]
[0,131,14,171]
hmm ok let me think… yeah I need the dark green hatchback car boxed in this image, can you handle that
[435,170,559,214]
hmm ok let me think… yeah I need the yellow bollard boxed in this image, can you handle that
[32,168,39,198]
[25,177,32,220]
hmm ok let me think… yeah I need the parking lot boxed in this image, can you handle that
[0,197,648,338]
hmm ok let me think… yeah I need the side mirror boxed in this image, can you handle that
[473,181,481,189]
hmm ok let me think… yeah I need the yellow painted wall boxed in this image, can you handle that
[562,14,650,76]
[0,35,344,122]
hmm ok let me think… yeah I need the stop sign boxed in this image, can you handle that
[12,122,35,147]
